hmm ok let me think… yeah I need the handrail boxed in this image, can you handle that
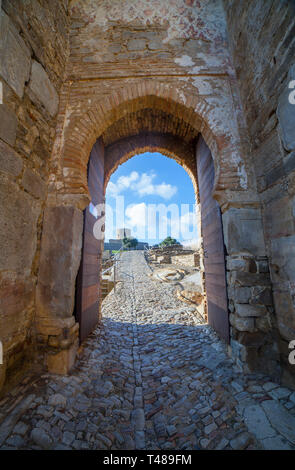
[101,245,124,276]
[101,245,126,295]
[102,245,147,298]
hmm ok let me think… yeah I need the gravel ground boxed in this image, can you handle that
[0,251,295,450]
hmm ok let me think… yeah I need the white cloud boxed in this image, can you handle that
[106,171,177,200]
[106,171,139,198]
[124,203,198,241]
[162,207,198,240]
[125,203,147,239]
[152,182,177,199]
[125,203,147,227]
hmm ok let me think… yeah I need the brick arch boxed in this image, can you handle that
[59,81,243,208]
[103,132,198,195]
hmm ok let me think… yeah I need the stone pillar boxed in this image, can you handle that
[223,206,280,379]
[36,204,83,374]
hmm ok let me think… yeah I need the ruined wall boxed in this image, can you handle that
[170,253,199,268]
[0,0,282,388]
[0,0,70,389]
[39,0,275,377]
[50,0,256,208]
[224,0,295,387]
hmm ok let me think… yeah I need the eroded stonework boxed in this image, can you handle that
[0,0,295,395]
[0,0,70,388]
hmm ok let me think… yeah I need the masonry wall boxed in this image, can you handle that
[43,0,275,379]
[1,0,287,392]
[53,0,256,206]
[0,0,70,389]
[224,0,295,387]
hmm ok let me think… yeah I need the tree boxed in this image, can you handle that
[122,237,138,249]
[159,236,180,247]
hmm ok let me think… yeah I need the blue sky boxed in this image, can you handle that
[104,152,199,245]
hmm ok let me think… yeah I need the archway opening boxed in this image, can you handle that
[105,152,198,246]
[74,131,229,345]
[102,151,205,321]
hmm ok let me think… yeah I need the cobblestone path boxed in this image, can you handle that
[1,251,295,450]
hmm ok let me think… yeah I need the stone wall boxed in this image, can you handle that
[0,0,70,389]
[49,0,256,211]
[1,0,294,393]
[224,0,295,387]
[44,0,268,379]
[171,253,200,268]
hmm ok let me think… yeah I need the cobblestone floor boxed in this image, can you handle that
[1,251,295,450]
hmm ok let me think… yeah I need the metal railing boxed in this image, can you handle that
[101,245,125,294]
[101,245,136,296]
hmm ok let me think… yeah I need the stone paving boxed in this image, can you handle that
[1,251,295,450]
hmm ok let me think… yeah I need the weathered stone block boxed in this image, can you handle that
[47,338,78,375]
[261,400,295,444]
[257,260,269,273]
[36,314,76,338]
[223,208,266,256]
[261,162,285,192]
[237,331,266,348]
[157,255,171,264]
[230,339,248,363]
[277,64,295,151]
[229,270,270,287]
[0,105,17,146]
[28,60,59,117]
[0,176,41,271]
[170,253,195,267]
[253,129,284,178]
[244,404,276,440]
[251,286,272,305]
[0,10,31,98]
[0,139,23,177]
[236,304,266,318]
[256,314,272,332]
[230,313,255,332]
[0,274,34,322]
[265,195,295,239]
[108,43,122,54]
[227,258,251,272]
[271,235,295,282]
[273,290,295,341]
[36,205,83,319]
[22,168,46,200]
[127,39,146,51]
[234,286,251,303]
[148,39,163,50]
[0,274,34,364]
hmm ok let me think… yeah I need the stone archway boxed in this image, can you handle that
[100,130,230,343]
[36,86,277,379]
[75,130,204,346]
[51,82,249,210]
[104,132,198,193]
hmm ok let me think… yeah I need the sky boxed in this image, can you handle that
[104,152,199,246]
